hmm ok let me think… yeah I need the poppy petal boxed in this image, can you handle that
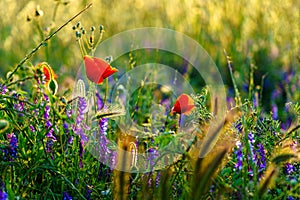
[37,62,57,83]
[84,55,118,84]
[171,93,195,115]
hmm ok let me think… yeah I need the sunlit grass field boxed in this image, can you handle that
[0,0,299,199]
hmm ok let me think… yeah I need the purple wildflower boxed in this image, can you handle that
[156,171,161,188]
[66,107,72,118]
[0,191,8,200]
[96,92,104,110]
[0,84,8,95]
[234,141,243,171]
[256,143,267,180]
[248,132,256,161]
[43,94,52,130]
[29,125,35,132]
[257,143,266,173]
[234,121,243,133]
[86,184,92,200]
[97,118,116,168]
[253,92,259,108]
[13,101,24,113]
[147,148,159,170]
[44,93,50,103]
[247,132,257,177]
[45,128,57,158]
[286,163,294,175]
[63,191,72,200]
[46,128,57,141]
[0,179,7,200]
[7,133,18,159]
[63,121,70,136]
[271,104,278,120]
[72,97,89,142]
[209,184,215,193]
[46,140,54,153]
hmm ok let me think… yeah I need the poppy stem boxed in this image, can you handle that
[103,78,109,110]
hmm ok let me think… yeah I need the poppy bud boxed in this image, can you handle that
[99,25,104,32]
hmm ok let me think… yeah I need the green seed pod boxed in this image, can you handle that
[35,6,44,17]
[75,31,81,38]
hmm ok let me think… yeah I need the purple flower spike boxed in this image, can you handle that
[234,141,243,171]
[7,133,18,159]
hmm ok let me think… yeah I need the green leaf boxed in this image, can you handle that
[272,153,296,165]
[0,119,9,133]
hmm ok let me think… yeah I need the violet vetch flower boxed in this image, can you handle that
[0,84,8,95]
[234,141,243,171]
[63,191,72,200]
[13,101,24,113]
[147,148,159,170]
[46,140,54,154]
[271,104,278,120]
[29,125,35,132]
[257,143,266,172]
[72,97,89,142]
[156,171,161,188]
[234,121,243,133]
[44,93,50,102]
[0,190,8,200]
[46,128,57,141]
[248,132,256,162]
[94,93,117,169]
[45,128,57,157]
[286,163,294,175]
[86,184,92,200]
[97,118,117,169]
[247,132,257,177]
[0,179,8,200]
[63,122,69,131]
[96,92,104,110]
[7,133,18,160]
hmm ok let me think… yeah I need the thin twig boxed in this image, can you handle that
[6,76,34,87]
[6,3,93,82]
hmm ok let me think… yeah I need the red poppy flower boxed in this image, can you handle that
[36,62,58,95]
[171,93,195,115]
[37,62,57,84]
[84,55,118,84]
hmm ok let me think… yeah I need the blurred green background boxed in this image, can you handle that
[0,0,299,111]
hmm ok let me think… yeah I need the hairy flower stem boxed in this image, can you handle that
[6,3,93,82]
[224,50,242,107]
